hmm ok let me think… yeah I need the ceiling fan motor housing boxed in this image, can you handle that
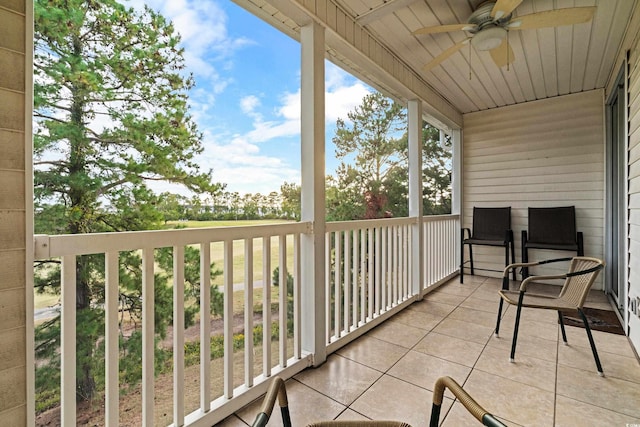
[468,1,512,34]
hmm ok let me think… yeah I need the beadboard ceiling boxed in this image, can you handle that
[237,0,636,117]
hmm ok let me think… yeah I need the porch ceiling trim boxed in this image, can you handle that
[234,0,463,130]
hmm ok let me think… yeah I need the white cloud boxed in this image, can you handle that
[128,0,250,86]
[240,95,261,115]
[325,64,371,122]
[196,65,372,194]
[125,1,372,195]
[198,132,299,195]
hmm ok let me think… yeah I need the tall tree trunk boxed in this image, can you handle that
[68,34,97,402]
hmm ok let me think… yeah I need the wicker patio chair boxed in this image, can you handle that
[495,257,605,375]
[461,207,515,283]
[521,206,584,278]
[430,376,506,427]
[251,376,506,427]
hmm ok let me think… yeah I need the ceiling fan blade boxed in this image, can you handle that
[491,0,523,19]
[423,40,469,71]
[509,7,596,31]
[489,38,515,68]
[413,23,475,35]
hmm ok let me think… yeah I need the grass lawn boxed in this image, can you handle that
[167,219,296,287]
[34,292,60,310]
[35,219,296,309]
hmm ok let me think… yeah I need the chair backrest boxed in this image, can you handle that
[558,257,605,308]
[471,207,511,241]
[527,206,577,245]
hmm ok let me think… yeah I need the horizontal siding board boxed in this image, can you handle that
[0,130,24,171]
[0,89,24,131]
[464,140,603,162]
[630,35,640,356]
[630,209,640,226]
[628,139,640,165]
[463,91,605,281]
[464,154,603,172]
[0,210,25,250]
[0,250,25,291]
[0,170,24,209]
[465,162,603,177]
[465,170,603,185]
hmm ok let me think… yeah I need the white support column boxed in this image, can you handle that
[408,100,424,296]
[451,129,463,216]
[451,129,463,271]
[300,21,327,366]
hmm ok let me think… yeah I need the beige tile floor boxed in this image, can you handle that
[217,275,640,426]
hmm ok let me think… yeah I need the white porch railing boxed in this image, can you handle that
[325,217,414,343]
[423,215,460,286]
[324,215,460,351]
[33,214,459,426]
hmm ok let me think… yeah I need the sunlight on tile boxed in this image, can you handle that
[336,335,408,372]
[350,374,451,427]
[294,354,382,405]
[387,350,471,398]
[221,276,640,427]
[557,365,640,419]
[464,370,555,427]
[414,331,485,367]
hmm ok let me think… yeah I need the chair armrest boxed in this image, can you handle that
[252,376,291,427]
[518,258,604,291]
[502,261,539,278]
[503,257,574,277]
[430,376,505,427]
[520,274,568,291]
[462,227,471,240]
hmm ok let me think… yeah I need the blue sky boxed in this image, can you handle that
[129,0,372,196]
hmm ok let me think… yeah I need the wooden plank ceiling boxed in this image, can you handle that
[236,0,636,117]
[330,0,635,114]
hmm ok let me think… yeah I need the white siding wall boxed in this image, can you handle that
[0,0,28,424]
[462,90,605,285]
[628,35,640,353]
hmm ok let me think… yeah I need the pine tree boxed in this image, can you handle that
[329,92,406,220]
[34,0,221,402]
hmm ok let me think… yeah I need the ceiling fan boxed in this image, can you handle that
[413,0,596,71]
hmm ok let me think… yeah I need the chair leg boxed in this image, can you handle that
[495,298,504,337]
[460,241,465,284]
[510,292,525,362]
[577,232,584,256]
[578,308,604,376]
[429,402,442,427]
[504,244,509,278]
[510,238,516,281]
[521,230,529,279]
[281,407,292,427]
[557,311,568,345]
[469,244,474,276]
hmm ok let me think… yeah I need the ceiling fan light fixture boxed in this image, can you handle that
[471,26,507,51]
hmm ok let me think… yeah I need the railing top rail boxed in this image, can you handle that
[421,214,460,223]
[34,214,461,259]
[326,217,416,232]
[34,221,312,259]
[325,214,459,232]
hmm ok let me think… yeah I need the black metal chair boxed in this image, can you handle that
[495,257,605,376]
[521,206,584,278]
[461,207,515,283]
